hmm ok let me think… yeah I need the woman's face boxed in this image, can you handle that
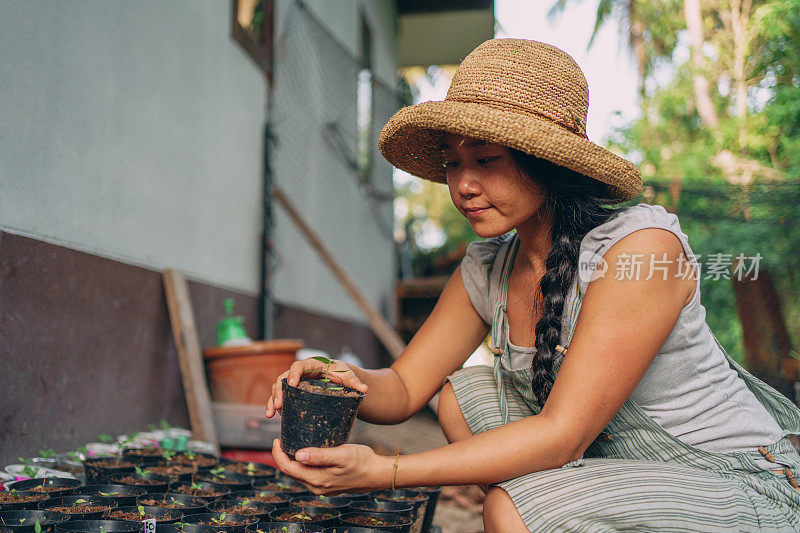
[441,132,547,238]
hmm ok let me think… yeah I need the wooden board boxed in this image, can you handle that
[163,269,220,452]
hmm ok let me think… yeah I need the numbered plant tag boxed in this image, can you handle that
[142,518,156,533]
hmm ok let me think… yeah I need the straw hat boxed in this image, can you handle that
[378,38,642,202]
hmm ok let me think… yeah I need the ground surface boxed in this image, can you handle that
[351,410,485,533]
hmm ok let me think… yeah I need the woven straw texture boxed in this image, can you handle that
[378,38,642,202]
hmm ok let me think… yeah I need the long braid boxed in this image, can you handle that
[509,149,620,407]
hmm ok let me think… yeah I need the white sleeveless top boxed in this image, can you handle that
[460,203,783,469]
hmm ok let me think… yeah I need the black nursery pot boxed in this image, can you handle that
[220,460,276,484]
[0,510,68,533]
[246,522,326,533]
[82,459,137,485]
[206,499,276,522]
[279,379,365,456]
[135,493,208,515]
[193,473,252,493]
[73,485,146,508]
[290,495,352,512]
[229,490,293,507]
[339,511,412,532]
[373,490,426,533]
[7,479,82,498]
[40,496,117,521]
[251,477,309,497]
[109,473,171,493]
[267,505,340,527]
[182,512,259,532]
[102,505,183,524]
[0,491,49,512]
[55,520,141,533]
[346,500,413,520]
[166,481,231,502]
[412,486,441,533]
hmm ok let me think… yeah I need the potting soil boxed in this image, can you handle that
[297,380,360,397]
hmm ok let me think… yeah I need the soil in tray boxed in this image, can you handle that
[252,483,305,494]
[171,486,226,498]
[174,455,217,468]
[28,486,70,493]
[138,499,187,509]
[90,460,136,468]
[207,506,262,516]
[125,447,165,457]
[113,476,167,486]
[291,499,335,508]
[296,380,360,397]
[194,519,251,526]
[273,510,335,522]
[221,463,272,476]
[346,515,404,526]
[48,505,111,514]
[234,493,283,504]
[0,493,47,504]
[147,465,196,477]
[105,510,175,521]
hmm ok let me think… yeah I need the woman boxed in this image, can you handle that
[265,39,800,531]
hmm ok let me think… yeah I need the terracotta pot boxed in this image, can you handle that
[203,340,303,404]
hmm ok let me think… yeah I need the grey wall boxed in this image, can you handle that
[0,0,267,294]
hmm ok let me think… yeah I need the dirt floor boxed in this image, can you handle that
[351,410,485,533]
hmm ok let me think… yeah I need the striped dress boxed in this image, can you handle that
[448,215,800,531]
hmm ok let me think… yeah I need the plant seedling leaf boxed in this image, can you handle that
[311,356,332,364]
[137,505,146,516]
[74,499,87,505]
[98,433,114,443]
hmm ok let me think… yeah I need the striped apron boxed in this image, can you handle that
[448,235,800,531]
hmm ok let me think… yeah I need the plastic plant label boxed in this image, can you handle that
[142,519,156,533]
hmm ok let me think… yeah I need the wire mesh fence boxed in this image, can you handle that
[266,0,401,338]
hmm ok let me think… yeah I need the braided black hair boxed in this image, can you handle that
[509,149,620,408]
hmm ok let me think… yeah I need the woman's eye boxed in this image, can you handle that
[443,161,460,168]
[477,157,498,166]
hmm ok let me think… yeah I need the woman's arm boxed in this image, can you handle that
[267,265,490,424]
[272,228,696,492]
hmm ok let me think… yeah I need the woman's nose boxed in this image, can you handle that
[456,172,481,199]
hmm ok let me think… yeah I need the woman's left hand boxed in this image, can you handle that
[271,439,393,495]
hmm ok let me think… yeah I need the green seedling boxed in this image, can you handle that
[99,491,119,497]
[73,499,87,505]
[134,466,150,477]
[10,489,18,497]
[240,499,251,506]
[97,434,114,444]
[189,482,204,490]
[275,481,292,490]
[38,449,56,459]
[289,512,312,521]
[22,466,39,478]
[162,450,176,462]
[310,356,348,389]
[169,497,185,507]
[183,451,196,461]
[19,518,25,524]
[209,466,226,479]
[210,512,227,524]
[137,505,146,516]
[34,520,42,533]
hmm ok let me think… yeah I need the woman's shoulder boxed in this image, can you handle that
[460,233,515,325]
[581,203,688,256]
[463,233,515,267]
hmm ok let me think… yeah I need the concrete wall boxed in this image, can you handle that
[0,0,266,294]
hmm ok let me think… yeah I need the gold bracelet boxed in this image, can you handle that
[391,453,400,490]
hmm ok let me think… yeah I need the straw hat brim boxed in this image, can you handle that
[379,100,642,202]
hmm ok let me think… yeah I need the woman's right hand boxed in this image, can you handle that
[265,358,368,418]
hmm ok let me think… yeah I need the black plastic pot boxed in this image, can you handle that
[289,495,352,512]
[412,486,441,533]
[54,519,142,533]
[181,512,258,531]
[173,453,219,473]
[136,493,208,515]
[167,482,230,502]
[0,492,49,512]
[346,500,413,521]
[339,511,412,532]
[7,479,81,498]
[102,505,183,524]
[143,463,196,482]
[82,459,137,485]
[192,473,252,493]
[109,472,171,493]
[39,497,117,521]
[0,510,68,533]
[206,499,275,522]
[372,490,426,533]
[229,491,292,508]
[279,379,365,456]
[251,477,309,496]
[73,485,145,508]
[219,461,275,485]
[246,522,326,533]
[267,505,340,527]
[121,447,166,466]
